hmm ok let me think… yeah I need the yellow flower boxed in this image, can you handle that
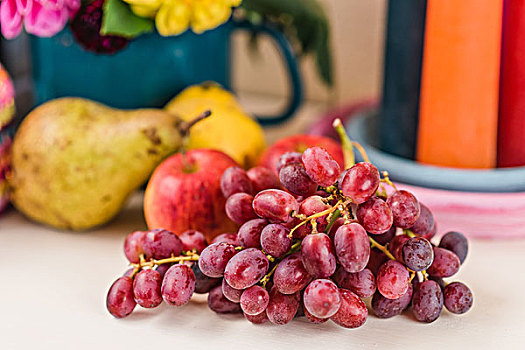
[155,0,192,36]
[124,0,163,17]
[123,0,242,36]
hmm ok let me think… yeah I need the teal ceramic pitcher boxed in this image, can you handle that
[30,20,302,125]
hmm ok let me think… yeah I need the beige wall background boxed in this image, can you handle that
[232,0,387,108]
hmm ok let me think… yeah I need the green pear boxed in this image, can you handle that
[8,97,191,231]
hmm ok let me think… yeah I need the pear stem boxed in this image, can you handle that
[179,110,212,172]
[179,110,212,137]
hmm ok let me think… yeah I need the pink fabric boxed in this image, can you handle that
[398,183,525,239]
[0,0,79,39]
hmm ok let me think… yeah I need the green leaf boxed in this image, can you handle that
[101,0,154,39]
[241,0,333,86]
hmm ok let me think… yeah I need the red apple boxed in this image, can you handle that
[258,135,344,174]
[144,149,239,242]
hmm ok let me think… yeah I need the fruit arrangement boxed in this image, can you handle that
[7,82,265,230]
[106,120,473,327]
[8,98,210,230]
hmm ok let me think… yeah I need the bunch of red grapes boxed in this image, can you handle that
[107,141,473,328]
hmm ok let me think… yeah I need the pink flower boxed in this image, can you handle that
[0,0,80,39]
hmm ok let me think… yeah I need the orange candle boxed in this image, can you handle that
[417,0,502,168]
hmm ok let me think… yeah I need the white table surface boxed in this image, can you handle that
[1,192,524,350]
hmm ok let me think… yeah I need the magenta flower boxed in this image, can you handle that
[0,0,80,39]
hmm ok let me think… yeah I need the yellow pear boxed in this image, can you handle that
[9,98,191,231]
[165,83,266,168]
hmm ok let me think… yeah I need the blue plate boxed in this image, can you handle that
[345,110,525,193]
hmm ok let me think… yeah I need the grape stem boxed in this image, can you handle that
[368,236,396,261]
[260,264,278,288]
[333,118,355,168]
[421,270,429,281]
[288,200,347,238]
[381,171,398,191]
[351,141,371,163]
[409,271,416,282]
[404,229,416,238]
[260,240,302,288]
[324,209,341,234]
[131,253,200,270]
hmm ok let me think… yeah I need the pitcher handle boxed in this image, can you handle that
[232,20,303,125]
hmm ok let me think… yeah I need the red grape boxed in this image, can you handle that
[377,260,410,299]
[273,252,312,294]
[412,280,443,323]
[222,278,243,303]
[338,162,380,204]
[179,230,207,253]
[252,189,299,223]
[240,285,269,315]
[334,223,370,273]
[330,288,368,328]
[279,163,318,196]
[266,286,300,325]
[237,219,267,249]
[428,275,446,290]
[333,267,376,298]
[247,166,282,192]
[388,234,410,261]
[224,248,269,289]
[161,264,195,306]
[220,166,253,197]
[304,306,328,324]
[439,231,468,264]
[244,310,269,324]
[387,190,420,229]
[198,242,237,278]
[371,284,413,318]
[303,279,341,318]
[327,217,346,239]
[277,152,303,173]
[356,197,393,234]
[106,276,136,318]
[122,268,134,277]
[424,221,437,240]
[210,233,238,245]
[443,282,473,314]
[367,248,389,275]
[294,301,306,318]
[294,195,331,239]
[302,147,341,187]
[301,233,337,278]
[191,263,221,294]
[123,230,146,263]
[260,224,292,258]
[208,285,242,314]
[133,269,163,308]
[408,203,435,236]
[427,247,460,278]
[402,237,434,271]
[143,229,183,259]
[370,225,397,245]
[225,193,257,225]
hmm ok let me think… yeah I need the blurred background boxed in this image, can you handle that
[0,0,385,129]
[2,0,525,238]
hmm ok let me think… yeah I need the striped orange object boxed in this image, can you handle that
[417,0,503,168]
